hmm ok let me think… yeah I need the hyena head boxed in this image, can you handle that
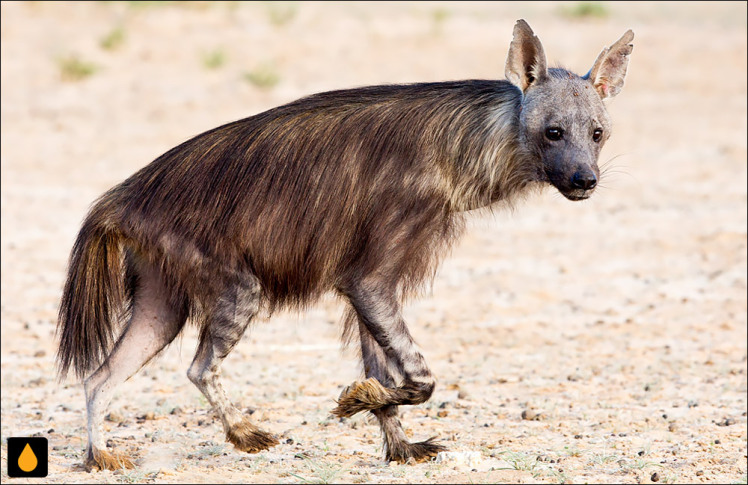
[505,20,634,201]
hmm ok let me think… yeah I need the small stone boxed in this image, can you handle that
[668,422,678,432]
[574,434,582,439]
[687,400,698,408]
[437,410,448,418]
[696,470,704,476]
[34,350,46,357]
[28,377,45,387]
[522,409,541,421]
[106,411,124,423]
[651,472,660,482]
[144,411,155,420]
[170,406,183,415]
[435,451,482,467]
[715,417,736,426]
[638,451,645,456]
[714,439,721,444]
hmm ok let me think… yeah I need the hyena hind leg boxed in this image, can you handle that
[82,264,187,471]
[187,274,279,454]
[347,319,445,464]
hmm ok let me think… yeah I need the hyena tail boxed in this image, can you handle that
[56,210,130,381]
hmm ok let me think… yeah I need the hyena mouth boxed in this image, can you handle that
[562,190,592,201]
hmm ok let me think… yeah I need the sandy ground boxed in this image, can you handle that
[1,2,746,483]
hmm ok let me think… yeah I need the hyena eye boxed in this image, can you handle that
[592,128,603,142]
[545,127,563,141]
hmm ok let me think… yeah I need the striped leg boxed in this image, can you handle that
[356,319,445,463]
[187,274,279,453]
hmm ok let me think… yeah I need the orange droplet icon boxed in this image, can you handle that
[18,443,38,472]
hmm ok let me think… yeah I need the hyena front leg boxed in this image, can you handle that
[83,263,187,471]
[187,274,279,453]
[356,318,445,463]
[333,283,438,440]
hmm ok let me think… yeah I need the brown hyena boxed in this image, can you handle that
[56,20,633,469]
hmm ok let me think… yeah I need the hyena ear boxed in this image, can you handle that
[505,19,548,92]
[584,30,634,99]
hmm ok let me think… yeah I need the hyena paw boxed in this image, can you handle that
[226,420,279,453]
[386,437,445,464]
[84,446,135,471]
[331,377,393,418]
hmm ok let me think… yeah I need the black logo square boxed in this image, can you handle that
[7,437,48,478]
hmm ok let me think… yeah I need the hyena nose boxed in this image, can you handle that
[572,171,597,190]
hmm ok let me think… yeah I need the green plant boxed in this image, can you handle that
[288,456,341,484]
[431,7,450,34]
[58,55,98,81]
[197,444,226,457]
[100,26,126,50]
[265,1,298,27]
[499,451,538,472]
[243,63,280,89]
[116,468,158,483]
[559,2,609,19]
[588,451,619,466]
[202,48,227,70]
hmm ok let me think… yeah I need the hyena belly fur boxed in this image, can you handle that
[57,20,633,469]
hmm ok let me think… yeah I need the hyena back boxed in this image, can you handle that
[56,20,633,469]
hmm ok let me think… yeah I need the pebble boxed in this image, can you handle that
[651,472,660,482]
[106,411,124,423]
[696,470,704,476]
[716,417,735,426]
[34,350,46,357]
[668,422,678,432]
[170,406,183,415]
[435,451,482,468]
[521,409,541,421]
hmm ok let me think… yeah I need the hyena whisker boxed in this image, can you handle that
[56,19,634,469]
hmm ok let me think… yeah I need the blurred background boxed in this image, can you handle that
[1,2,746,483]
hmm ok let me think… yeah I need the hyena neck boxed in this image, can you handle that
[441,81,538,213]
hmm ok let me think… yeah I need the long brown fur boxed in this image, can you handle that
[57,80,534,380]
